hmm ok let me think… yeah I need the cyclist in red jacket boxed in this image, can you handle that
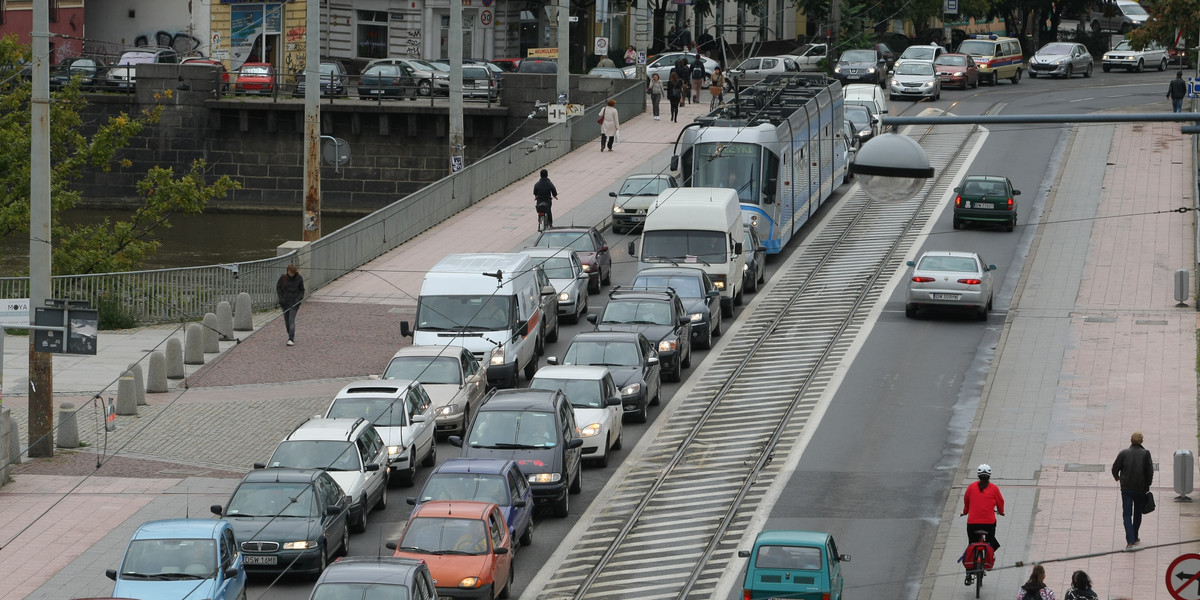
[962,463,1005,551]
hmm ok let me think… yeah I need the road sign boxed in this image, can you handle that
[548,104,567,123]
[528,47,559,59]
[594,37,609,55]
[1188,78,1199,98]
[480,9,493,26]
[1167,554,1200,600]
[944,0,958,13]
[568,16,579,22]
[566,104,585,117]
[637,51,647,65]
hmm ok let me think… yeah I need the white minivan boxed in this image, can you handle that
[843,83,889,119]
[401,253,554,388]
[631,187,746,317]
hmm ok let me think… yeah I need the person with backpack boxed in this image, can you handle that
[1063,570,1098,600]
[961,464,1004,551]
[533,169,557,227]
[690,54,707,103]
[674,59,691,106]
[1017,565,1057,600]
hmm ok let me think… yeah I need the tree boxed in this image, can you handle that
[1128,0,1200,57]
[0,35,239,276]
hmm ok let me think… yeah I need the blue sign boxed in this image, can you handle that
[1189,78,1199,98]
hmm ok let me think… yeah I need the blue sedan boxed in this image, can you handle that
[407,457,535,547]
[106,518,246,600]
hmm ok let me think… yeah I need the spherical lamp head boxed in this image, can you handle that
[850,133,934,203]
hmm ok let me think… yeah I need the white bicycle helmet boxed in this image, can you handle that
[977,464,992,476]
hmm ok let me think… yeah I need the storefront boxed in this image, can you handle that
[210,0,304,75]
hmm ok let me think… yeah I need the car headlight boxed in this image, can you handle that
[833,66,842,73]
[867,67,876,73]
[436,404,460,416]
[658,339,677,352]
[490,353,505,365]
[613,204,625,213]
[559,291,570,302]
[713,280,726,290]
[580,423,602,437]
[283,541,313,550]
[689,312,703,322]
[953,71,964,76]
[621,382,642,396]
[743,263,749,272]
[388,445,401,457]
[458,577,483,589]
[921,81,933,88]
[582,264,592,272]
[528,472,562,484]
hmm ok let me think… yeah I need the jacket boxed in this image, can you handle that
[710,72,726,90]
[1017,583,1056,600]
[648,79,664,97]
[599,105,620,136]
[276,272,305,307]
[1112,443,1153,491]
[533,177,557,203]
[597,56,616,69]
[1169,77,1187,100]
[690,60,706,80]
[962,480,1004,524]
[667,78,683,99]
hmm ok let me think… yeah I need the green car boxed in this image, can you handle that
[738,530,850,600]
[953,175,1021,231]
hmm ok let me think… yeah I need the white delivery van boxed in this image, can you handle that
[401,253,553,388]
[631,187,746,317]
[843,83,889,118]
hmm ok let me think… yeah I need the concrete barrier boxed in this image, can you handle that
[116,374,138,415]
[201,313,219,353]
[147,351,169,392]
[57,402,79,448]
[234,292,254,331]
[166,337,185,378]
[127,363,146,406]
[1,406,11,484]
[216,301,234,340]
[183,324,205,365]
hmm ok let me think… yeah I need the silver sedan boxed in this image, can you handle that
[888,61,940,101]
[1028,42,1094,78]
[904,251,996,320]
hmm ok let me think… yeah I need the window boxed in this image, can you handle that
[357,10,389,59]
[1,0,6,25]
[48,0,57,23]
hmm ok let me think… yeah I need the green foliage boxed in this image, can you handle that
[94,295,136,330]
[1128,0,1200,54]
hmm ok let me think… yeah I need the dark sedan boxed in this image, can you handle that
[50,56,107,90]
[357,63,417,100]
[588,288,691,383]
[631,267,722,350]
[550,331,662,423]
[833,48,886,85]
[533,227,612,294]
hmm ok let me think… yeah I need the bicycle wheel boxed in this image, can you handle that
[974,548,984,598]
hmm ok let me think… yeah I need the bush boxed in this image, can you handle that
[95,296,136,330]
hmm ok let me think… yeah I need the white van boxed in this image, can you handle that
[631,188,746,316]
[843,83,889,118]
[401,253,553,388]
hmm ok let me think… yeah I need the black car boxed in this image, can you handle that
[844,104,877,144]
[875,43,897,71]
[833,48,887,85]
[50,56,107,90]
[587,287,691,382]
[308,556,437,599]
[357,63,417,100]
[294,60,349,97]
[449,389,584,518]
[550,331,662,423]
[631,267,722,350]
[533,226,612,294]
[211,468,350,577]
[742,224,767,294]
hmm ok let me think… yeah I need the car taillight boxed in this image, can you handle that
[912,276,935,282]
[955,196,962,207]
[1006,197,1014,210]
[958,278,983,285]
[743,591,751,600]
[822,594,831,600]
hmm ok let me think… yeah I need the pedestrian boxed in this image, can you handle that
[533,169,557,228]
[598,99,620,151]
[1167,70,1187,113]
[1063,570,1098,600]
[709,66,726,109]
[962,464,1004,551]
[1112,431,1153,549]
[1017,565,1056,600]
[624,45,637,66]
[276,264,304,346]
[648,73,664,120]
[597,54,616,69]
[667,71,683,122]
[674,59,691,106]
[690,54,706,103]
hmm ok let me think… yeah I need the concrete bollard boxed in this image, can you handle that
[201,313,219,353]
[234,292,254,331]
[166,337,185,378]
[56,402,79,448]
[147,351,169,393]
[216,301,234,340]
[116,374,138,415]
[127,363,146,406]
[4,409,18,469]
[183,323,205,365]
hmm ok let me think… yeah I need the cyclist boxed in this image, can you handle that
[533,169,557,229]
[962,463,1005,551]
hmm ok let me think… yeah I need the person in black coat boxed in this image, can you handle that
[276,264,305,346]
[1112,431,1154,548]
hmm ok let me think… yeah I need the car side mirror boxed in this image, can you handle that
[734,242,743,254]
[547,356,559,365]
[988,264,997,271]
[586,314,598,324]
[400,320,413,338]
[385,541,398,550]
[326,504,342,516]
[606,396,622,406]
[448,435,464,447]
[224,566,239,579]
[628,241,637,257]
[542,284,556,296]
[953,186,961,192]
[413,413,427,422]
[679,316,690,326]
[598,245,609,253]
[670,155,679,171]
[567,438,584,449]
[737,550,750,558]
[708,290,719,298]
[516,320,529,336]
[513,499,527,508]
[578,272,589,280]
[365,463,380,472]
[905,260,916,266]
[210,504,224,516]
[609,191,618,198]
[648,356,660,366]
[1013,189,1021,196]
[495,546,510,555]
[839,553,852,562]
[253,462,266,469]
[106,568,118,581]
[406,497,417,505]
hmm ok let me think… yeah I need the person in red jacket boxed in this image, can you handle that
[962,464,1005,552]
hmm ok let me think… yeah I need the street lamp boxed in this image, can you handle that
[849,133,933,203]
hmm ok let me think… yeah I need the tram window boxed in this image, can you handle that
[763,152,780,204]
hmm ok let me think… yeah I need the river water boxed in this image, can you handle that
[0,209,360,276]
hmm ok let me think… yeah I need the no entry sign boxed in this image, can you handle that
[1167,554,1200,600]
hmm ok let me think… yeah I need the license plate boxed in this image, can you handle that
[630,216,645,222]
[848,74,861,79]
[975,202,994,209]
[905,87,919,92]
[244,555,278,565]
[931,293,961,300]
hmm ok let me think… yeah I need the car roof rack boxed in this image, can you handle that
[607,285,678,300]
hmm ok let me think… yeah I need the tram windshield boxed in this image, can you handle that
[691,142,762,204]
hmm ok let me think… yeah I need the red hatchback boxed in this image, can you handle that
[234,62,275,94]
[387,500,513,599]
[934,53,979,89]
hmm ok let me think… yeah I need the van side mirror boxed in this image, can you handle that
[516,320,529,336]
[628,241,637,257]
[737,550,750,558]
[609,191,618,198]
[400,320,413,337]
[734,242,743,254]
[670,155,679,171]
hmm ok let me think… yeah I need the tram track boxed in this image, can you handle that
[534,101,999,600]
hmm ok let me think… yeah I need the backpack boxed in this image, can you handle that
[690,64,705,80]
[959,540,994,571]
[668,82,681,99]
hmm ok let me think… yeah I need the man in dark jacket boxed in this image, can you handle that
[533,169,557,228]
[1167,71,1188,113]
[1112,431,1153,548]
[276,264,305,346]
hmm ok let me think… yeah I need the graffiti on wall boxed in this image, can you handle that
[406,29,422,58]
[82,30,202,60]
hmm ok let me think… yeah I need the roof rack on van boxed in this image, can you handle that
[608,285,678,300]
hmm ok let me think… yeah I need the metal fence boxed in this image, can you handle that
[0,82,643,324]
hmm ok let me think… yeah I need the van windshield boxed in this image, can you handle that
[956,40,996,57]
[416,295,513,331]
[642,230,727,264]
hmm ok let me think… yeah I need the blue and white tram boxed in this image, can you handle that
[670,75,848,254]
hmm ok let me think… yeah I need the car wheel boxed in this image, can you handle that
[553,488,569,517]
[612,428,623,451]
[889,94,897,101]
[971,76,979,89]
[523,356,538,381]
[1029,71,1038,78]
[632,400,649,423]
[991,72,999,86]
[734,286,744,306]
[905,304,917,319]
[1064,65,1072,78]
[721,301,733,318]
[418,79,431,96]
[569,461,583,494]
[698,323,713,350]
[422,440,437,467]
[547,316,559,342]
[712,312,723,337]
[1085,64,1093,78]
[377,481,388,510]
[1103,65,1112,73]
[667,357,682,382]
[1006,216,1016,232]
[398,450,417,487]
[595,440,610,468]
[1119,22,1130,34]
[612,224,624,235]
[602,266,611,286]
[534,328,544,356]
[977,305,988,321]
[1135,59,1144,73]
[499,563,514,599]
[1159,58,1168,72]
[988,294,994,311]
[519,520,534,547]
[953,217,962,230]
[650,387,661,406]
[1011,69,1021,84]
[353,497,369,533]
[588,276,601,294]
[1091,20,1101,32]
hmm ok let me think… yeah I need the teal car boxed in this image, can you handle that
[952,175,1020,231]
[737,530,850,600]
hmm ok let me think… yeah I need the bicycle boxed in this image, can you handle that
[536,201,552,232]
[961,529,995,599]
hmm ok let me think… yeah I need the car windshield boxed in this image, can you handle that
[1039,43,1075,55]
[535,231,596,252]
[423,61,450,73]
[226,481,318,518]
[327,396,411,427]
[632,274,704,298]
[415,295,513,332]
[1112,41,1134,51]
[755,544,823,570]
[466,410,558,447]
[961,179,1008,196]
[530,377,605,408]
[563,341,641,367]
[840,50,875,62]
[956,40,996,56]
[1120,2,1148,16]
[419,473,508,504]
[241,65,270,75]
[900,47,936,60]
[845,107,871,131]
[383,356,461,385]
[117,52,157,65]
[399,517,488,555]
[641,230,727,264]
[311,583,410,600]
[533,256,578,280]
[120,538,217,579]
[619,177,672,196]
[268,440,362,471]
[917,255,980,273]
[319,64,340,75]
[602,299,674,325]
[896,62,934,75]
[935,55,968,66]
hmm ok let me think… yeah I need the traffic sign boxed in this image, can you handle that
[594,37,609,55]
[1188,78,1199,99]
[1167,554,1200,600]
[566,104,585,117]
[480,9,493,27]
[548,104,567,123]
[528,47,558,58]
[637,51,646,65]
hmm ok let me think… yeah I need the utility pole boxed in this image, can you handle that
[450,0,464,173]
[635,0,649,81]
[28,0,53,458]
[557,0,569,105]
[302,0,321,241]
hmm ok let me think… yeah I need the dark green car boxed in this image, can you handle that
[953,175,1020,231]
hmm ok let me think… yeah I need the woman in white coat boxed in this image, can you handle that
[599,99,620,152]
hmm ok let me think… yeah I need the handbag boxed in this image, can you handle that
[1143,490,1156,514]
[597,112,605,125]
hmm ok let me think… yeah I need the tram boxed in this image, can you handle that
[670,74,848,254]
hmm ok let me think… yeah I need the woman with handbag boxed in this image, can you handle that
[598,99,620,152]
[709,67,726,109]
[666,72,684,122]
[648,73,664,121]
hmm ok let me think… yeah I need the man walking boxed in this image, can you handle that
[1112,431,1154,549]
[533,169,557,228]
[690,54,706,104]
[1168,71,1187,113]
[276,264,305,346]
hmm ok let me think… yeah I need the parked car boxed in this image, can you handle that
[211,468,350,577]
[517,58,558,73]
[490,58,521,72]
[367,57,448,96]
[408,457,535,547]
[889,61,940,101]
[381,346,488,438]
[307,556,437,600]
[357,63,417,99]
[934,53,979,88]
[50,56,107,90]
[631,52,717,80]
[461,64,498,100]
[904,250,997,320]
[387,501,514,599]
[832,48,886,85]
[520,246,591,324]
[787,43,829,71]
[530,365,624,467]
[234,62,275,94]
[609,173,679,234]
[1089,0,1148,33]
[323,380,437,486]
[953,174,1020,231]
[179,57,230,91]
[533,226,612,294]
[258,416,389,533]
[449,388,584,517]
[105,47,178,90]
[737,530,850,600]
[106,519,246,600]
[588,287,692,382]
[844,104,878,143]
[533,263,562,350]
[743,223,767,293]
[728,55,800,88]
[1102,40,1168,72]
[631,266,723,350]
[294,60,348,96]
[549,331,662,423]
[588,67,628,78]
[1029,42,1093,78]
